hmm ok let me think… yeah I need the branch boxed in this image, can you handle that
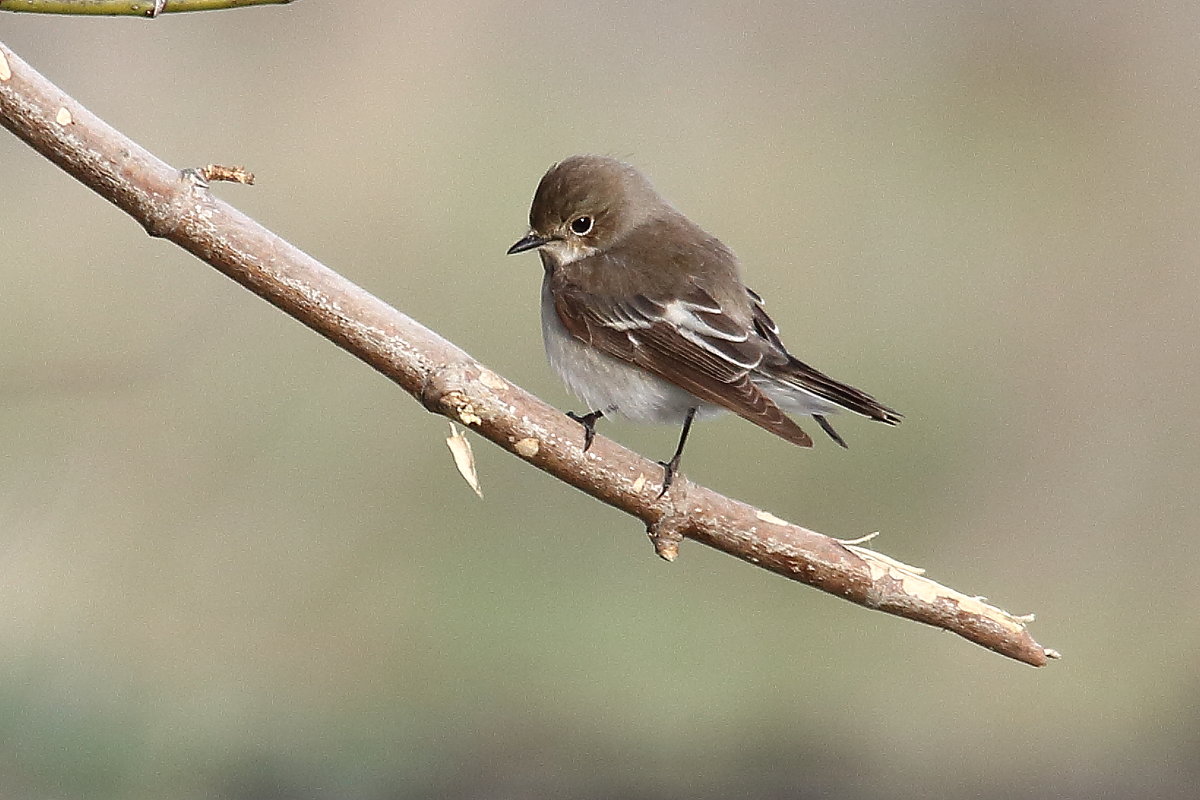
[0,41,1059,667]
[0,0,297,17]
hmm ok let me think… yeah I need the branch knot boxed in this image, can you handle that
[421,361,486,426]
[647,483,693,561]
[140,168,211,240]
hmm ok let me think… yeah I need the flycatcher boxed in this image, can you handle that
[508,155,900,493]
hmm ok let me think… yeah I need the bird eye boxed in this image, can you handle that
[570,216,594,235]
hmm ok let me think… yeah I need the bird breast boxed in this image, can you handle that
[539,278,719,424]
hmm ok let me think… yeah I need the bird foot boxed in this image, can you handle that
[656,459,682,498]
[566,409,605,452]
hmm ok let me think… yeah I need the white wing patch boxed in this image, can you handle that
[662,300,749,342]
[591,295,764,373]
[662,300,761,370]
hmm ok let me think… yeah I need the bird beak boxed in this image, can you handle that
[507,232,549,255]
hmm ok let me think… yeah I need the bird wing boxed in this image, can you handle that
[746,288,902,424]
[553,281,813,448]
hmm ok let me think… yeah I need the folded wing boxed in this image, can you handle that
[553,282,814,448]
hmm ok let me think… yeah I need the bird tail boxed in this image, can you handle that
[773,355,902,425]
[746,287,901,427]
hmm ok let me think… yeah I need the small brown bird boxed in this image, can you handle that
[508,155,900,492]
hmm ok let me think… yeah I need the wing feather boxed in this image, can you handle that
[554,283,814,448]
[747,288,902,424]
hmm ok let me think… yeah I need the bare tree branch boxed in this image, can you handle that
[0,41,1059,667]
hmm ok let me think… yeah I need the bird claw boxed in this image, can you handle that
[566,409,604,452]
[655,461,677,498]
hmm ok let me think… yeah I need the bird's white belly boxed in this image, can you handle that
[541,286,720,424]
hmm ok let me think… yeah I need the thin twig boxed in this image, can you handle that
[193,164,255,185]
[0,0,298,17]
[0,40,1058,667]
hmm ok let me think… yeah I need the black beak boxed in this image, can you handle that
[507,232,548,255]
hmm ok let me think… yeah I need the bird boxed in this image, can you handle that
[507,155,900,494]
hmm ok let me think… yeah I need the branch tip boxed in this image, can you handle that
[648,527,681,561]
[647,514,685,560]
[647,490,689,561]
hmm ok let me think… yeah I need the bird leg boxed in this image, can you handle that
[813,414,848,448]
[658,407,698,497]
[566,409,606,452]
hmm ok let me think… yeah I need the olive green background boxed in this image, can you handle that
[2,2,1196,798]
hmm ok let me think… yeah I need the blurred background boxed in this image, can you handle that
[1,2,1197,798]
